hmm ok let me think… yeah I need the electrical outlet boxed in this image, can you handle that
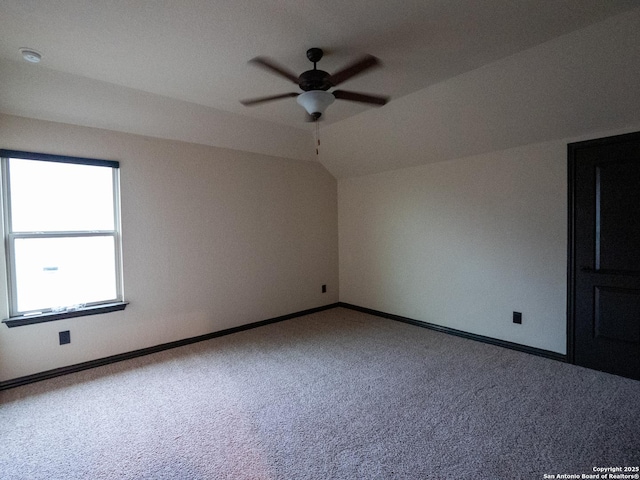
[513,312,522,324]
[322,284,327,293]
[59,330,70,345]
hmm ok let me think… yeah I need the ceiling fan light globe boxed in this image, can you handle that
[297,90,335,117]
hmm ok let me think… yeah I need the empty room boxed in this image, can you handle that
[1,1,639,479]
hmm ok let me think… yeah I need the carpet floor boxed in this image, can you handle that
[1,307,639,479]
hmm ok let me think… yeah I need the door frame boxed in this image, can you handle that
[566,130,640,366]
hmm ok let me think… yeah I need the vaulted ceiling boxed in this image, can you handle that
[1,1,639,176]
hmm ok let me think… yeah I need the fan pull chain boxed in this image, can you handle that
[315,121,320,156]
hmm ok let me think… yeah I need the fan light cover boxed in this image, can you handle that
[297,90,335,117]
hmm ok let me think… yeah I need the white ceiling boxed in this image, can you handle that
[0,0,639,174]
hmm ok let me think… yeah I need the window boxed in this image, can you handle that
[1,150,126,326]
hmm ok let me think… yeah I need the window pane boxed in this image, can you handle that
[9,158,114,232]
[14,236,117,312]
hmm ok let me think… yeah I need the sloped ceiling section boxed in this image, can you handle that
[320,7,640,178]
[0,59,315,162]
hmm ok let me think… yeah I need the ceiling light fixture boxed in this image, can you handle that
[19,48,42,63]
[296,90,335,121]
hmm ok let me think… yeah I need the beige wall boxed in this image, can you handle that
[0,113,338,381]
[2,111,638,381]
[338,126,640,354]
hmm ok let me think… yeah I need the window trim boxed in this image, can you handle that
[0,150,119,168]
[1,150,126,325]
[2,302,129,328]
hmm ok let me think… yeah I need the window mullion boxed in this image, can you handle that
[10,231,116,239]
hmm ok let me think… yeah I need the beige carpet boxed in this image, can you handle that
[1,307,639,479]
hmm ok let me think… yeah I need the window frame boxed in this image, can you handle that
[1,150,127,327]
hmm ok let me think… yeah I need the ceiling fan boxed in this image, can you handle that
[240,48,389,121]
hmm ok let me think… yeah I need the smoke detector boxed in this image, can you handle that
[19,48,42,63]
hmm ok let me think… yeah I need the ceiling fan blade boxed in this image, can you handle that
[333,90,389,106]
[329,55,380,86]
[249,57,300,84]
[240,92,299,106]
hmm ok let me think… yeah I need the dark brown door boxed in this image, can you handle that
[569,131,640,380]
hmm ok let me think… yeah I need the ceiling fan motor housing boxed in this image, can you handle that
[299,48,331,91]
[298,69,332,91]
